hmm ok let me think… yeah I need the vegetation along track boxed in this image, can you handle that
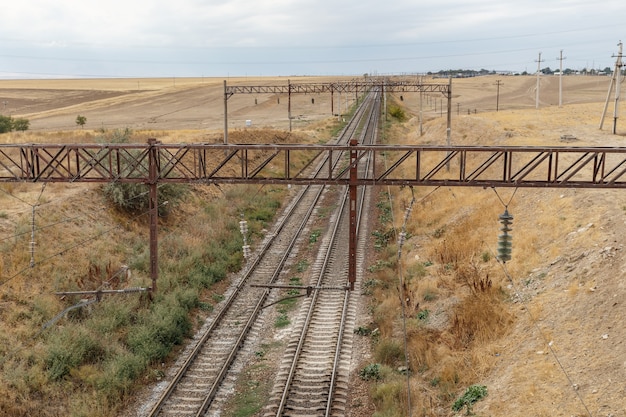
[264,90,380,417]
[144,90,381,417]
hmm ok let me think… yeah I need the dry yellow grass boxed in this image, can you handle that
[366,75,626,417]
[2,74,625,417]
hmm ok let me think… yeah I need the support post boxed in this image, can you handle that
[348,139,358,291]
[613,41,623,135]
[558,50,565,107]
[148,138,159,293]
[288,79,292,132]
[600,41,623,132]
[223,80,229,144]
[446,77,452,171]
[536,52,542,109]
[419,76,423,136]
[495,79,502,112]
[447,77,452,145]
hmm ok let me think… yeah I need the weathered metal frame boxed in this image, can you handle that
[6,141,626,292]
[3,142,626,188]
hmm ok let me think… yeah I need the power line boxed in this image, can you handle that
[491,257,593,417]
[0,203,164,289]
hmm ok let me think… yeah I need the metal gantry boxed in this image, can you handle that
[5,142,626,188]
[223,78,451,141]
[5,140,626,291]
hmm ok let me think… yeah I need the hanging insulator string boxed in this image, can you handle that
[497,208,514,263]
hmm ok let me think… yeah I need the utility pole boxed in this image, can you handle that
[495,79,503,111]
[614,42,623,134]
[288,79,292,132]
[600,41,624,133]
[535,52,543,109]
[557,50,566,107]
[419,76,423,136]
[223,80,229,144]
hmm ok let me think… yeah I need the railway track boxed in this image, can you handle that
[142,90,381,417]
[263,92,380,417]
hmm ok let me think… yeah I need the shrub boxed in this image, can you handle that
[0,115,11,133]
[102,182,187,217]
[97,352,146,399]
[0,115,30,133]
[417,309,430,321]
[126,297,192,362]
[374,339,404,366]
[12,118,30,131]
[388,105,407,121]
[98,128,188,216]
[76,115,87,128]
[45,327,106,381]
[452,384,488,415]
[359,363,381,380]
[354,326,372,336]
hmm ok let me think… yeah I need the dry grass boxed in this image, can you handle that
[2,75,625,417]
[365,76,626,417]
[0,123,324,416]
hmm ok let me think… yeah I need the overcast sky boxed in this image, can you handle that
[1,0,624,79]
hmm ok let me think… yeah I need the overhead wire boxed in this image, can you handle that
[0,200,165,289]
[388,181,441,417]
[396,186,415,417]
[488,187,592,416]
[490,251,593,417]
[0,184,156,244]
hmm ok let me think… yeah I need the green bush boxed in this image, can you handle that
[98,128,188,216]
[417,309,430,321]
[45,327,106,381]
[0,115,11,133]
[126,296,192,362]
[0,115,30,133]
[102,182,187,217]
[97,352,146,399]
[388,105,407,121]
[452,384,488,415]
[359,363,381,380]
[12,118,30,131]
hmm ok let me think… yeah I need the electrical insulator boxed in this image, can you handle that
[397,231,406,247]
[497,209,513,262]
[242,245,251,259]
[239,219,248,235]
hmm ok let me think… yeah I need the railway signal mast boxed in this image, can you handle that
[600,41,624,134]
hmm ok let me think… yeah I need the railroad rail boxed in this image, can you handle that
[263,89,380,417]
[142,91,381,416]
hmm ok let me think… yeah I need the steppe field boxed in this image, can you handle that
[0,74,625,417]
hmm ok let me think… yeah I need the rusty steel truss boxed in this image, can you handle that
[3,141,626,188]
[6,140,626,292]
[224,80,451,95]
[223,79,451,141]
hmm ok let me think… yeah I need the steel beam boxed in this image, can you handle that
[3,143,626,188]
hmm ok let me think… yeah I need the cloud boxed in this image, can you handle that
[0,0,624,77]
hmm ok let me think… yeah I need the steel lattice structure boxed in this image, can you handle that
[6,140,625,292]
[224,80,450,95]
[2,142,626,188]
